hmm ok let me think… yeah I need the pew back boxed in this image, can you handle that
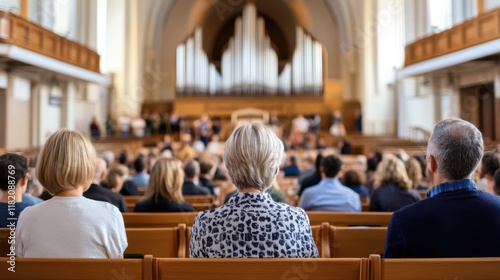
[123,213,198,228]
[0,255,153,280]
[125,225,187,258]
[369,254,500,280]
[330,227,387,258]
[307,212,392,227]
[155,258,369,280]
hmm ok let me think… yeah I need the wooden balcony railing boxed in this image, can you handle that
[405,8,500,66]
[0,10,100,72]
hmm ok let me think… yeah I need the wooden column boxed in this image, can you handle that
[477,0,484,14]
[20,0,28,18]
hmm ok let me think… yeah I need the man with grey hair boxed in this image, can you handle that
[384,118,500,258]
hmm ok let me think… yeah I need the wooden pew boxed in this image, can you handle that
[307,212,392,227]
[330,226,387,258]
[155,258,369,280]
[124,195,216,212]
[123,213,198,228]
[0,228,11,257]
[184,195,217,211]
[0,148,5,155]
[125,225,187,258]
[0,255,153,280]
[369,254,500,280]
[138,187,147,195]
[312,222,331,258]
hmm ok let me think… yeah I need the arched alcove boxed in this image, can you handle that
[142,0,357,101]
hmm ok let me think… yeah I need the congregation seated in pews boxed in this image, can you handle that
[1,118,500,280]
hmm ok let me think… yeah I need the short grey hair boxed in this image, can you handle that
[223,122,284,191]
[427,118,483,181]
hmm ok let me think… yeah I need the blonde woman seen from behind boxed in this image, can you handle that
[369,155,421,212]
[15,129,128,258]
[134,158,193,212]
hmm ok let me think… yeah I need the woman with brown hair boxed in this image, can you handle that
[369,155,421,212]
[134,158,193,212]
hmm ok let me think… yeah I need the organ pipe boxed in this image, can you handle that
[176,3,323,96]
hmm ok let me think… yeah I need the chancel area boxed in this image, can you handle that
[1,0,500,279]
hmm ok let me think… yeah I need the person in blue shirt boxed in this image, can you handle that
[0,153,31,227]
[131,155,150,188]
[299,155,361,212]
[384,118,500,258]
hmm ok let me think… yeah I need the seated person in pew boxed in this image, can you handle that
[341,169,369,197]
[0,153,30,227]
[369,155,420,212]
[16,129,127,258]
[405,157,427,191]
[182,160,211,196]
[190,123,318,258]
[481,148,500,194]
[22,174,44,206]
[84,158,128,212]
[297,153,323,196]
[134,158,193,212]
[495,169,500,195]
[130,155,150,188]
[198,157,218,195]
[299,155,361,212]
[384,119,500,258]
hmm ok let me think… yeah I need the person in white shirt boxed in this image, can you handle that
[16,129,128,258]
[131,115,146,138]
[292,114,310,134]
[118,114,131,137]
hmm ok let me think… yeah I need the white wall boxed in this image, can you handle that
[4,75,31,149]
[1,0,20,13]
[484,0,500,10]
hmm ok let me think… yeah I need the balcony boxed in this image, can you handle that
[405,8,500,66]
[0,10,100,73]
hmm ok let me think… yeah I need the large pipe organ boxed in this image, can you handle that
[176,3,324,96]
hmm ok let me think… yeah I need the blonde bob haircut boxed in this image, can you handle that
[223,122,284,191]
[373,155,412,191]
[36,129,96,195]
[143,157,185,204]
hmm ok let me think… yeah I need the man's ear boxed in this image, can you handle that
[100,170,108,182]
[428,155,438,173]
[19,173,29,188]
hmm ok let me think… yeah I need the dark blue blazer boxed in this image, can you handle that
[384,189,500,258]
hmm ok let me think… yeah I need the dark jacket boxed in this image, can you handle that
[369,183,420,212]
[199,177,217,195]
[120,180,140,196]
[134,199,193,212]
[298,171,322,196]
[84,183,128,212]
[182,181,211,196]
[384,188,500,258]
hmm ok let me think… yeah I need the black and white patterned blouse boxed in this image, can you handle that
[190,192,319,258]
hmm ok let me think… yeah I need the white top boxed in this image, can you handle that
[16,196,128,258]
[292,117,310,133]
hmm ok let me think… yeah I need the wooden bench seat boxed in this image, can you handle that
[125,225,187,258]
[0,255,153,280]
[125,196,217,212]
[330,226,387,258]
[369,254,500,280]
[155,258,369,280]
